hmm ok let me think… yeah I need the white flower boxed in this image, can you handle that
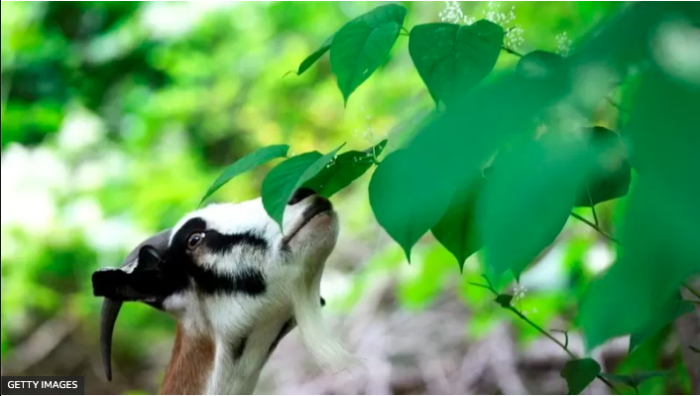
[439,1,525,49]
[513,284,528,301]
[556,31,574,57]
[439,1,465,24]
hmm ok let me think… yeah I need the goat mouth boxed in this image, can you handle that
[282,199,334,244]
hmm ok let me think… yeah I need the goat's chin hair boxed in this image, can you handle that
[291,274,354,372]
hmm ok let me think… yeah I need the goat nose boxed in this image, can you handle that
[288,187,316,205]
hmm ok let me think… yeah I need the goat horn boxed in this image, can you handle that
[100,298,122,381]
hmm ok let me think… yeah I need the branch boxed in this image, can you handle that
[472,276,617,393]
[501,46,523,58]
[586,185,600,227]
[570,212,622,245]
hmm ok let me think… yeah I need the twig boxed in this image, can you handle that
[552,329,570,350]
[508,307,576,359]
[471,277,617,393]
[586,185,600,227]
[570,212,622,245]
[683,282,700,300]
[501,46,523,58]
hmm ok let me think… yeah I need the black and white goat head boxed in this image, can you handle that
[92,188,348,394]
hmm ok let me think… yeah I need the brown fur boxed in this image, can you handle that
[160,324,214,395]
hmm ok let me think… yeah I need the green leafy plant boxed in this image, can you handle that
[200,3,699,394]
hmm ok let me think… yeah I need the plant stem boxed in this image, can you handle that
[507,307,575,359]
[507,306,617,391]
[473,276,617,393]
[683,282,700,300]
[570,212,622,245]
[401,26,410,35]
[586,185,600,227]
[501,46,523,57]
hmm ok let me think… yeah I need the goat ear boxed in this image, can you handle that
[137,245,161,271]
[92,245,165,301]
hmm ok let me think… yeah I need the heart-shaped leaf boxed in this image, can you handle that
[561,358,601,395]
[330,4,407,104]
[298,34,334,75]
[479,135,590,282]
[200,145,289,206]
[409,20,504,106]
[369,149,453,262]
[304,140,387,197]
[262,145,343,228]
[574,127,632,207]
[431,173,484,271]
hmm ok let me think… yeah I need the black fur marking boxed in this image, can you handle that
[189,266,267,296]
[231,336,248,360]
[205,231,268,254]
[170,217,208,249]
[268,318,296,355]
[268,299,324,355]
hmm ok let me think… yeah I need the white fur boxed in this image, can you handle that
[159,194,349,394]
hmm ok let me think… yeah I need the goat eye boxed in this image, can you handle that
[187,232,205,250]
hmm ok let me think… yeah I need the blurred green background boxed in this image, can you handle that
[1,2,690,394]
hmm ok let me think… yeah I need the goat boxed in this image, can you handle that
[92,188,348,394]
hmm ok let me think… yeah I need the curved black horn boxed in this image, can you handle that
[94,229,172,382]
[100,298,122,381]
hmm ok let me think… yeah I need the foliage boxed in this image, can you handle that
[409,20,504,106]
[200,145,289,206]
[2,2,698,394]
[561,359,601,395]
[205,2,699,393]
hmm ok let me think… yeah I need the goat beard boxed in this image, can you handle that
[290,269,354,372]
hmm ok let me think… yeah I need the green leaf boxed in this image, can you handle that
[561,358,601,395]
[261,145,343,228]
[629,293,694,352]
[600,371,670,389]
[297,34,334,75]
[516,50,564,80]
[369,149,453,262]
[304,140,387,197]
[330,4,407,104]
[409,20,504,105]
[579,71,700,350]
[431,173,484,271]
[495,294,513,308]
[574,127,632,207]
[200,144,289,206]
[478,135,590,282]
